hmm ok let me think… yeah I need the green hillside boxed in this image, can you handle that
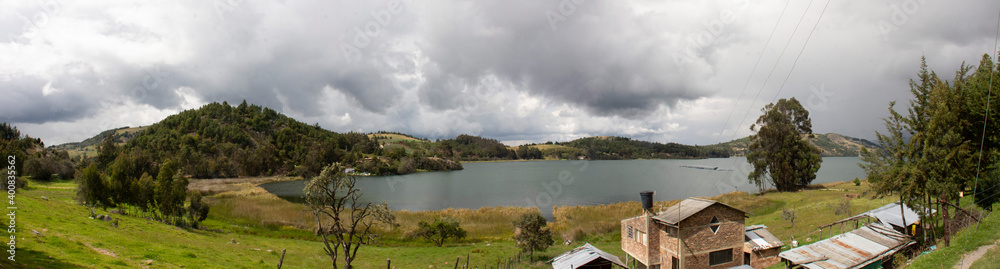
[50,126,146,159]
[716,133,878,157]
[62,101,463,179]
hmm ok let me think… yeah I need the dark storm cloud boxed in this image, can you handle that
[0,65,102,124]
[415,0,714,117]
[6,0,1000,146]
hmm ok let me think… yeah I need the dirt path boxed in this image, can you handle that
[954,239,999,269]
[35,186,74,189]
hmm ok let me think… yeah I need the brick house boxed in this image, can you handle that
[622,193,748,269]
[743,225,783,268]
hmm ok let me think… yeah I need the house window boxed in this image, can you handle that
[628,225,633,238]
[641,231,648,246]
[710,216,721,234]
[709,249,733,266]
[632,230,646,245]
[672,256,679,269]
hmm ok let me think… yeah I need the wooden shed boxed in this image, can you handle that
[551,243,627,269]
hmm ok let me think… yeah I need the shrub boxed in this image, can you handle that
[782,209,797,227]
[1,169,26,190]
[853,177,861,186]
[834,199,851,215]
[414,217,467,247]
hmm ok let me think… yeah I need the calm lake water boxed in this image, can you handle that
[261,157,865,219]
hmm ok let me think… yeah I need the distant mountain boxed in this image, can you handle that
[50,126,146,158]
[716,133,878,157]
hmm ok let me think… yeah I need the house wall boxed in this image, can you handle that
[659,204,746,269]
[622,213,659,267]
[748,248,782,269]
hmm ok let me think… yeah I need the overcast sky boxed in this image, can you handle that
[2,0,999,146]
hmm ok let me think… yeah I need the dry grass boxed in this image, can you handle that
[208,183,314,229]
[551,200,678,241]
[189,176,299,194]
[206,179,538,240]
[391,207,540,240]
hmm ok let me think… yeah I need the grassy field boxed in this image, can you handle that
[9,176,989,268]
[55,126,148,159]
[906,202,999,269]
[368,133,422,142]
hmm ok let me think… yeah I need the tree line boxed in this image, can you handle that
[861,55,1000,247]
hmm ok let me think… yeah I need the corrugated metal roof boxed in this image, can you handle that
[862,202,929,228]
[652,198,746,225]
[550,243,626,269]
[779,223,913,269]
[745,225,784,251]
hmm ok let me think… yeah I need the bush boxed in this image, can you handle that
[1,169,26,190]
[853,177,861,186]
[782,209,797,227]
[834,199,851,215]
[187,191,210,227]
[414,217,467,247]
[24,157,52,181]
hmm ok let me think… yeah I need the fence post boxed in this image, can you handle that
[455,257,460,269]
[466,253,470,269]
[276,249,286,269]
[387,258,391,269]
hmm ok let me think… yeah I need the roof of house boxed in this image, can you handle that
[862,202,928,228]
[745,225,784,251]
[778,223,913,269]
[652,198,747,225]
[550,243,626,269]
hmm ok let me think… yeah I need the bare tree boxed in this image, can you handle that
[305,163,395,269]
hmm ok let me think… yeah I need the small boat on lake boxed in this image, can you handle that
[680,165,719,170]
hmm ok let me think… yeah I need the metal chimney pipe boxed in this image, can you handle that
[640,191,654,213]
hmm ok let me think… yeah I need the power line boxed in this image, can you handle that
[717,0,831,191]
[960,7,999,269]
[692,0,815,194]
[770,0,831,103]
[710,0,792,146]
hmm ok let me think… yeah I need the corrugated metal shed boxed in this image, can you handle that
[745,225,784,251]
[550,243,627,269]
[778,223,913,269]
[653,198,746,225]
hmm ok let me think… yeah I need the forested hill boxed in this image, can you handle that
[559,136,731,159]
[716,133,878,157]
[69,101,462,179]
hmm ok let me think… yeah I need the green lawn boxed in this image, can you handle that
[6,180,614,268]
[906,205,1000,269]
[10,177,990,269]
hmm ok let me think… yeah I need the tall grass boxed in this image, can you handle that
[551,200,678,242]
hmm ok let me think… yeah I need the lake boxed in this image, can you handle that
[261,157,866,219]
